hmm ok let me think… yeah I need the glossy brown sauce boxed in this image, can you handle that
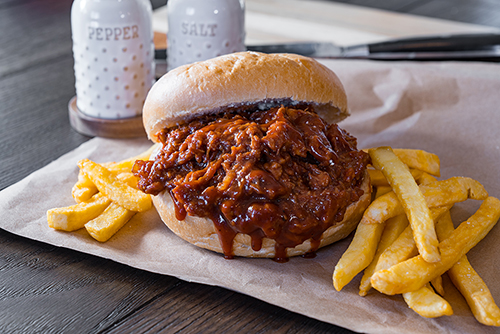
[133,106,369,261]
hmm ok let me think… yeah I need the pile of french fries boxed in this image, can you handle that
[47,145,157,242]
[333,146,500,325]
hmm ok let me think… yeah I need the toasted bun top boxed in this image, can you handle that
[143,52,349,141]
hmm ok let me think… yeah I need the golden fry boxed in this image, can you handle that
[360,191,404,224]
[47,193,111,231]
[363,178,487,226]
[333,222,385,291]
[382,225,415,258]
[116,172,140,189]
[392,148,440,177]
[371,197,500,295]
[402,284,453,318]
[368,168,423,187]
[368,169,389,187]
[420,177,488,206]
[430,275,445,296]
[375,186,392,198]
[449,257,500,326]
[427,204,449,297]
[85,203,136,242]
[359,214,408,296]
[373,226,417,275]
[72,170,98,203]
[436,211,500,326]
[78,159,151,212]
[369,147,439,263]
[106,144,159,174]
[414,172,437,186]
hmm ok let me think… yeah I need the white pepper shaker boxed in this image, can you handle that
[167,0,246,70]
[71,0,155,119]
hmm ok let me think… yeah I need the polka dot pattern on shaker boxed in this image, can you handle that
[73,31,155,119]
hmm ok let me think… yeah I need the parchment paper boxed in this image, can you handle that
[1,59,500,334]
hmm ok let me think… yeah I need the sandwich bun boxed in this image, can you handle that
[144,51,349,141]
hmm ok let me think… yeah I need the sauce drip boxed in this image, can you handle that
[133,106,369,260]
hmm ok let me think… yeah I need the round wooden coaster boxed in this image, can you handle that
[68,96,147,138]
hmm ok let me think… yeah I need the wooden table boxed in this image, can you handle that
[0,0,497,333]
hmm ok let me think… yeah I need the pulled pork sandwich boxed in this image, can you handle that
[133,52,371,261]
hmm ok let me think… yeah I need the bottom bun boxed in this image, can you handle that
[153,172,371,258]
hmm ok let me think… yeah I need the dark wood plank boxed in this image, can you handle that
[0,0,73,77]
[0,0,90,190]
[105,281,348,334]
[0,55,89,190]
[0,230,181,334]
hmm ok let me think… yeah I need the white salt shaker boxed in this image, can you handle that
[167,0,246,70]
[71,0,155,119]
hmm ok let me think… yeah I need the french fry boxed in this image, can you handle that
[402,284,453,318]
[430,275,445,297]
[105,144,159,174]
[362,178,487,228]
[415,170,448,293]
[72,170,98,203]
[392,149,440,177]
[359,214,408,296]
[434,209,454,241]
[371,197,500,295]
[374,225,417,276]
[360,191,405,225]
[78,159,151,212]
[368,168,423,187]
[420,177,488,205]
[333,221,385,291]
[415,172,438,186]
[116,172,140,189]
[375,186,392,198]
[85,203,136,242]
[436,211,500,326]
[363,148,441,176]
[368,206,450,290]
[369,146,439,263]
[449,257,500,326]
[47,193,111,231]
[367,169,389,187]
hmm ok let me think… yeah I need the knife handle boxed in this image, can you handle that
[367,33,500,53]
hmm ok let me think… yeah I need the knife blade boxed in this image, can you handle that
[155,33,500,62]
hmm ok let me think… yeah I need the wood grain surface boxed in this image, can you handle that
[1,0,498,333]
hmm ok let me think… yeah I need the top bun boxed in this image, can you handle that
[143,52,349,141]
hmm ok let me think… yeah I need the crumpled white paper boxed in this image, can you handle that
[1,59,500,334]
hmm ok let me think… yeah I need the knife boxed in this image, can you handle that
[155,33,500,62]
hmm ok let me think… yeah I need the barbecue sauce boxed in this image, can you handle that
[133,106,370,261]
